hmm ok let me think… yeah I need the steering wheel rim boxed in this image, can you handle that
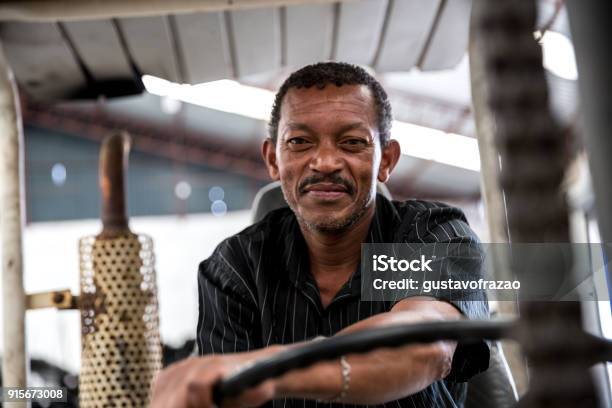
[212,319,515,405]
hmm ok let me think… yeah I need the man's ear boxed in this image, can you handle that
[262,138,280,180]
[378,139,401,183]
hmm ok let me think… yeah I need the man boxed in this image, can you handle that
[152,62,489,407]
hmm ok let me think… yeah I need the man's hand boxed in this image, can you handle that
[152,299,461,406]
[151,348,282,408]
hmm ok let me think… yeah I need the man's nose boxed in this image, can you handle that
[309,142,343,174]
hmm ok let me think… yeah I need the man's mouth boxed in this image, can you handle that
[303,183,349,200]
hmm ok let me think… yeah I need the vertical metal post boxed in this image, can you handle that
[472,0,600,406]
[565,1,612,287]
[469,12,528,396]
[469,28,508,246]
[0,42,27,404]
[566,4,612,404]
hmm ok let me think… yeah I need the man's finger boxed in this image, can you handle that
[186,380,214,408]
[222,379,276,408]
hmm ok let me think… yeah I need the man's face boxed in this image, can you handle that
[263,84,398,233]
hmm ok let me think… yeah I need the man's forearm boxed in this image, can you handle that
[272,339,452,404]
[270,299,460,404]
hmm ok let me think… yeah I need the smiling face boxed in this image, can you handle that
[262,84,400,233]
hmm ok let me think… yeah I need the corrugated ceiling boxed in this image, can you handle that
[0,0,472,101]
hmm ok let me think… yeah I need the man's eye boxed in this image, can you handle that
[342,139,367,146]
[288,138,306,144]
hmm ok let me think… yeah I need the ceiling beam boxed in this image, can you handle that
[0,0,359,22]
[22,100,271,182]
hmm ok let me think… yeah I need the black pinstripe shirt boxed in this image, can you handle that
[197,194,490,408]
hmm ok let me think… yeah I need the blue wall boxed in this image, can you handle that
[25,126,267,222]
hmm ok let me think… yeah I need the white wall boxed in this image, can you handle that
[0,210,252,373]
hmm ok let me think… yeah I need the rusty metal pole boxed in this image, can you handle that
[0,43,27,406]
[79,132,162,407]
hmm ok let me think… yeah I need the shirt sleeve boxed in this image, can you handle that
[399,202,491,382]
[197,239,261,355]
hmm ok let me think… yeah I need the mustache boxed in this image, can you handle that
[298,174,355,195]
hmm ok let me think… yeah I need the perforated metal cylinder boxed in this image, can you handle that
[79,232,162,407]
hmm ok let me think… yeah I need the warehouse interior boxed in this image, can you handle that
[0,0,610,407]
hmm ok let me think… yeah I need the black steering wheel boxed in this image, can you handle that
[212,319,514,405]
